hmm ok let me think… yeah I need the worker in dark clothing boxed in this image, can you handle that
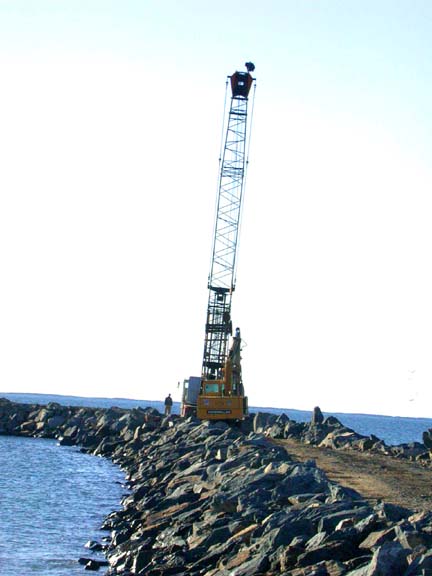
[164,393,173,416]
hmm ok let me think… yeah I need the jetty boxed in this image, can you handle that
[2,398,432,574]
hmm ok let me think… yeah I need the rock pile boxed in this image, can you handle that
[258,410,431,464]
[2,397,432,574]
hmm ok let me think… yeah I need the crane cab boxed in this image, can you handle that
[197,330,248,420]
[230,71,253,99]
[180,333,249,421]
[197,378,248,420]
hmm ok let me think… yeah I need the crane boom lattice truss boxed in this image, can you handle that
[202,69,255,380]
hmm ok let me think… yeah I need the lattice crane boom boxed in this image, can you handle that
[202,64,256,383]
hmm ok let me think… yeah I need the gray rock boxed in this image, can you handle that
[359,527,397,550]
[253,411,278,433]
[367,540,409,575]
[318,507,371,533]
[47,414,66,429]
[229,552,270,576]
[422,428,432,449]
[404,549,432,575]
[297,538,359,566]
[311,406,324,425]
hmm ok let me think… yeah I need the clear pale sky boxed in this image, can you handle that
[1,1,432,417]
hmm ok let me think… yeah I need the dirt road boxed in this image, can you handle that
[276,438,432,513]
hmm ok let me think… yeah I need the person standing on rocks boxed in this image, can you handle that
[164,394,173,416]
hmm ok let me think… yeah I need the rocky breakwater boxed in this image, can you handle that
[258,406,432,465]
[2,397,432,575]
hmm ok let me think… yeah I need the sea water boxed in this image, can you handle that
[0,434,125,575]
[2,392,432,575]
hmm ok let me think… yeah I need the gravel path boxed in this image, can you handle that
[276,437,432,513]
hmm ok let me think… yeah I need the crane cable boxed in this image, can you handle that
[218,79,230,165]
[209,79,230,286]
[233,78,257,288]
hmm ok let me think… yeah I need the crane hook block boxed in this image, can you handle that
[230,71,253,99]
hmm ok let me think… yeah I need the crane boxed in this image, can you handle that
[181,62,256,420]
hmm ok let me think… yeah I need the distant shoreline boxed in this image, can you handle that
[3,390,432,421]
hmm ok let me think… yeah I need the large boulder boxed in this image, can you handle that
[311,406,324,425]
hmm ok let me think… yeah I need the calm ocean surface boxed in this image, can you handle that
[2,391,432,575]
[0,434,125,575]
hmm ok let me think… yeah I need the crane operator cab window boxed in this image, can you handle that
[204,382,219,394]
